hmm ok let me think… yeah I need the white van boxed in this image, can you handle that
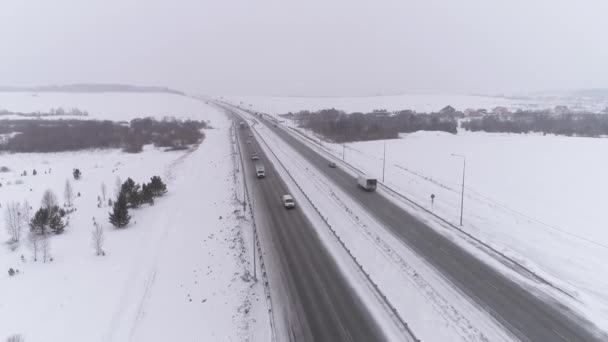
[282,195,295,209]
[255,164,265,178]
[357,175,377,191]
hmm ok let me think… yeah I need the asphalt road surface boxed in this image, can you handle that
[233,116,392,342]
[232,106,605,342]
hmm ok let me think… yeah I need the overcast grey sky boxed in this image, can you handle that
[1,0,607,96]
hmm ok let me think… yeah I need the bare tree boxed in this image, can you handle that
[40,234,51,263]
[101,182,107,204]
[41,189,58,210]
[64,180,74,207]
[114,177,122,199]
[27,232,40,262]
[4,202,23,243]
[21,200,32,227]
[91,221,105,256]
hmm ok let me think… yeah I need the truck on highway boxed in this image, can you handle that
[255,164,265,178]
[357,175,377,192]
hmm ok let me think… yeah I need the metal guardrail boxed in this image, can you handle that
[250,121,421,342]
[232,121,279,342]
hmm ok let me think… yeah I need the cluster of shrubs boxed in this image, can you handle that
[27,190,68,236]
[109,176,167,228]
[462,111,608,137]
[0,117,206,153]
[288,108,457,143]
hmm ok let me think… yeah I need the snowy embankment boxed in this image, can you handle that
[237,109,515,342]
[0,93,270,341]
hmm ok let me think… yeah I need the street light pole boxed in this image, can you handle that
[382,140,387,183]
[253,229,257,282]
[451,154,466,226]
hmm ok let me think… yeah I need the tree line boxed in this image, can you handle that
[109,176,168,228]
[462,111,608,137]
[0,117,206,153]
[287,108,458,143]
[0,107,89,118]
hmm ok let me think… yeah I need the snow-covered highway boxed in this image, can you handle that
[220,101,607,342]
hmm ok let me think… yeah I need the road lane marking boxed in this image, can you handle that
[552,329,572,342]
[487,280,498,291]
[439,246,450,255]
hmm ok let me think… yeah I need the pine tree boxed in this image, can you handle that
[129,186,141,208]
[121,178,142,208]
[109,192,131,228]
[149,176,167,197]
[121,178,136,194]
[30,208,50,235]
[141,183,155,205]
[73,168,82,180]
[48,212,66,234]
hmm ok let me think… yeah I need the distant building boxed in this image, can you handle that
[439,105,457,115]
[464,108,484,117]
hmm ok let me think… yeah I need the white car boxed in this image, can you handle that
[282,195,295,209]
[251,154,259,160]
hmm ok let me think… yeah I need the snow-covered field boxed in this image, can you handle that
[290,127,608,331]
[0,92,215,121]
[0,93,270,341]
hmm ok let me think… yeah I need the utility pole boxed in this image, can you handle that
[234,122,239,172]
[342,144,345,161]
[243,179,246,213]
[382,140,387,183]
[235,120,246,213]
[253,230,257,281]
[451,154,466,226]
